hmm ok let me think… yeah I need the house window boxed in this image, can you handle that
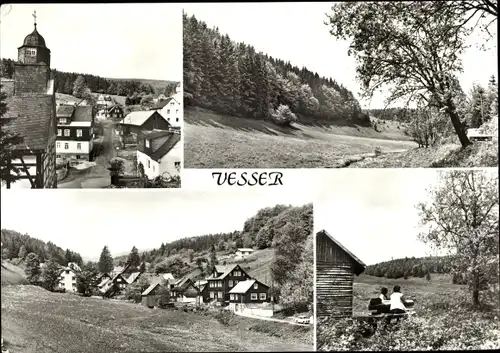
[64,143,69,150]
[251,293,258,301]
[59,118,67,124]
[229,280,233,287]
[64,129,70,137]
[57,129,62,136]
[167,109,170,114]
[170,102,174,106]
[56,155,61,158]
[175,162,180,170]
[230,294,234,300]
[153,165,155,172]
[168,118,170,122]
[234,280,239,285]
[234,271,240,277]
[147,159,150,168]
[176,109,179,115]
[219,292,223,299]
[176,118,179,122]
[26,48,37,56]
[76,155,80,159]
[77,143,81,150]
[235,294,239,301]
[259,293,267,300]
[76,129,82,137]
[56,142,61,149]
[145,139,150,148]
[253,283,258,289]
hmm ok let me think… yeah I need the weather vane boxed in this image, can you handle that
[33,10,37,27]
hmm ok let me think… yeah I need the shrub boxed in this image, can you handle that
[270,104,298,126]
[214,310,233,326]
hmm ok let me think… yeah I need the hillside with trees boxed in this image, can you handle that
[1,229,83,266]
[183,13,369,127]
[115,203,314,312]
[0,58,179,102]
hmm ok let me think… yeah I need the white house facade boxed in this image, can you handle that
[136,130,182,180]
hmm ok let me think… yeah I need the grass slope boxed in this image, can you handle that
[185,107,416,168]
[352,273,464,315]
[1,286,312,353]
[1,261,27,286]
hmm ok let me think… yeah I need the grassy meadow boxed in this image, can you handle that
[318,274,500,351]
[184,107,416,168]
[1,285,313,353]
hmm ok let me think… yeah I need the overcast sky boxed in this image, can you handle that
[0,3,182,81]
[184,2,498,109]
[314,169,446,266]
[1,189,313,260]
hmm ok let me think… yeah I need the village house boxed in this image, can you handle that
[58,262,81,292]
[150,96,181,128]
[1,19,57,189]
[95,104,124,122]
[141,282,164,308]
[136,130,182,179]
[117,110,171,137]
[153,93,167,104]
[235,248,254,258]
[228,279,272,317]
[316,229,366,321]
[206,264,252,305]
[195,280,209,303]
[170,277,199,303]
[55,105,95,161]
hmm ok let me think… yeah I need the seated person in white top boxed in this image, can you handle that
[379,287,390,304]
[390,285,409,319]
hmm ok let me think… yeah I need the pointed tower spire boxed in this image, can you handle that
[33,10,37,29]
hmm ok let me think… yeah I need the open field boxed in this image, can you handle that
[1,285,312,353]
[318,274,500,350]
[352,274,467,316]
[184,107,416,168]
[106,78,178,94]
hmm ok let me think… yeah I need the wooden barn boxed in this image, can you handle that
[316,229,366,321]
[141,283,163,308]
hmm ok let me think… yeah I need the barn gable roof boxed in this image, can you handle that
[317,229,366,276]
[119,111,161,127]
[142,283,161,296]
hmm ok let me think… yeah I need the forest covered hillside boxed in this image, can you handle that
[183,13,370,126]
[0,58,179,98]
[1,229,83,267]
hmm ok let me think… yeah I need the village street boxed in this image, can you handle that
[58,120,116,189]
[233,311,311,327]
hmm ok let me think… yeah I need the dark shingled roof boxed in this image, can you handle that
[139,130,180,161]
[73,106,93,122]
[56,105,74,118]
[20,27,48,49]
[2,95,54,151]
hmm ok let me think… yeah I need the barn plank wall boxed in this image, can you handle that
[316,231,356,321]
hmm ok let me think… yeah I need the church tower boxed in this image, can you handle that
[14,11,53,96]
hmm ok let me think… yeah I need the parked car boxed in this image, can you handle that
[295,315,310,325]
